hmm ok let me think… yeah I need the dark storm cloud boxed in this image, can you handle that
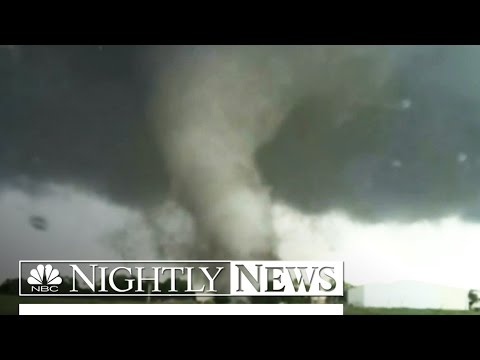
[2,45,480,222]
[0,45,169,209]
[259,46,480,221]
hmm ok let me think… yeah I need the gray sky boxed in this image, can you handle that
[3,45,480,288]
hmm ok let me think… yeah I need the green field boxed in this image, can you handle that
[344,306,480,315]
[2,296,479,315]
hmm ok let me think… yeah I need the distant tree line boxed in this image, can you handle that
[469,290,480,310]
[0,278,18,295]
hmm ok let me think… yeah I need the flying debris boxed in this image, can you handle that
[400,99,412,110]
[457,153,468,164]
[392,160,403,168]
[29,216,48,231]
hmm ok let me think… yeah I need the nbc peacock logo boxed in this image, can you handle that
[27,264,62,293]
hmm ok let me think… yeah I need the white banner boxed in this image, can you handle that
[19,303,344,315]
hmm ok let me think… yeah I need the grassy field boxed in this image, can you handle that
[2,295,479,315]
[344,306,480,315]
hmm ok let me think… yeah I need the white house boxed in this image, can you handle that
[348,280,470,311]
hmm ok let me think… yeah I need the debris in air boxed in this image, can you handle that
[392,160,403,168]
[400,99,412,110]
[29,216,48,231]
[457,153,468,163]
